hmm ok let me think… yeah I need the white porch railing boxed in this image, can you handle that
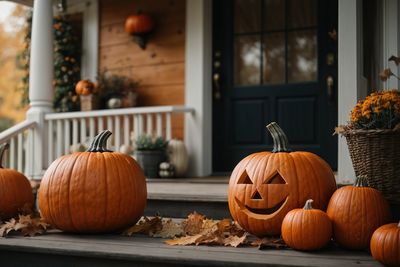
[0,120,37,175]
[0,105,194,178]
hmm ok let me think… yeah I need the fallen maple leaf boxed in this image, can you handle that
[152,219,183,238]
[250,237,287,250]
[0,214,48,237]
[165,233,204,246]
[182,212,205,235]
[122,216,163,237]
[223,234,247,247]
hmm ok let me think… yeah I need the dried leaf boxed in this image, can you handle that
[379,68,393,81]
[223,234,247,247]
[165,234,204,246]
[122,216,162,237]
[182,212,205,235]
[152,219,183,238]
[0,214,48,237]
[389,55,400,65]
[250,237,287,250]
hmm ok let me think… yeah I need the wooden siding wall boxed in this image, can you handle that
[99,0,186,139]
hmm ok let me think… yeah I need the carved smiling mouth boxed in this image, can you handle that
[235,197,288,219]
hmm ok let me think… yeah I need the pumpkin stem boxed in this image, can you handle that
[354,176,369,187]
[86,130,113,152]
[266,122,290,153]
[0,143,9,168]
[303,199,314,210]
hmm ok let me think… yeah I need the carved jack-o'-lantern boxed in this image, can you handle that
[228,122,337,236]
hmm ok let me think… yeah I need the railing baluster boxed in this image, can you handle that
[156,113,162,137]
[107,116,113,147]
[166,113,172,140]
[146,114,153,135]
[98,117,104,132]
[25,128,34,177]
[89,117,95,140]
[80,118,86,144]
[17,133,23,172]
[123,115,130,146]
[138,115,144,136]
[10,137,16,169]
[133,115,139,140]
[63,119,70,154]
[114,116,121,151]
[72,119,78,145]
[48,119,54,164]
[56,120,63,157]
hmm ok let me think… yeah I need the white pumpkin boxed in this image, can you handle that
[69,143,87,153]
[167,139,188,177]
[119,144,133,155]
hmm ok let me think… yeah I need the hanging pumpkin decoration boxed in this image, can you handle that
[124,11,155,49]
[167,139,188,177]
[0,143,34,219]
[228,122,337,236]
[159,162,175,178]
[75,79,95,96]
[326,176,391,250]
[281,199,332,251]
[370,221,400,267]
[38,130,147,233]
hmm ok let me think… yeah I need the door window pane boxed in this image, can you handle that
[234,0,261,33]
[287,30,317,82]
[263,32,285,84]
[288,0,317,29]
[234,35,261,85]
[264,0,285,31]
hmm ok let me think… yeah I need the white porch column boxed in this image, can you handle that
[26,0,54,179]
[337,0,363,183]
[184,0,212,177]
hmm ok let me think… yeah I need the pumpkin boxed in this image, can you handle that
[38,130,147,233]
[159,162,175,178]
[124,13,154,35]
[370,221,400,267]
[75,79,94,96]
[326,176,391,250]
[0,143,34,219]
[282,199,332,251]
[228,122,337,236]
[167,139,188,177]
[119,144,133,155]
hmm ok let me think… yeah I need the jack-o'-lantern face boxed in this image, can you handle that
[234,169,288,219]
[228,122,337,237]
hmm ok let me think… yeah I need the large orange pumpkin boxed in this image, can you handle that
[38,130,147,233]
[75,79,94,96]
[0,143,34,219]
[124,13,154,35]
[327,176,391,250]
[282,199,332,251]
[228,122,337,236]
[370,221,400,267]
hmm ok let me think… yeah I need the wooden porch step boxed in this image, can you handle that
[145,177,230,219]
[0,231,380,267]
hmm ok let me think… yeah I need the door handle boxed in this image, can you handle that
[213,73,221,100]
[326,75,334,101]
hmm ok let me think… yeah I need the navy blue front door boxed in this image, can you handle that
[212,0,338,173]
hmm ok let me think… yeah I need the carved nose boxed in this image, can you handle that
[252,190,263,200]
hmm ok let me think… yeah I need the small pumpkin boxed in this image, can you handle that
[370,221,400,267]
[119,144,133,155]
[326,176,391,250]
[282,199,332,251]
[0,143,34,219]
[167,139,188,177]
[228,122,337,236]
[75,79,95,96]
[124,12,154,35]
[159,162,175,178]
[38,130,147,233]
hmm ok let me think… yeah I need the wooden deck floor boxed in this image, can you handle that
[0,231,381,267]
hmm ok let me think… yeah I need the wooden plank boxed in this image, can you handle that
[0,232,380,267]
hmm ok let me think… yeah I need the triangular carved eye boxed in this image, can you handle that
[252,190,263,200]
[238,170,253,184]
[264,171,286,184]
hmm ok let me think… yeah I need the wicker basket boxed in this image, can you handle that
[343,129,400,205]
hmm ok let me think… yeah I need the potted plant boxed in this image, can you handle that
[96,70,140,109]
[336,56,400,207]
[134,134,168,178]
